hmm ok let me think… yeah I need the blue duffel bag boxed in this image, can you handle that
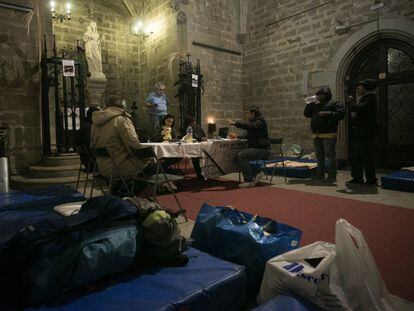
[191,203,302,294]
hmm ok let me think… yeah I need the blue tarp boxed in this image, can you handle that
[0,185,85,247]
[381,171,414,193]
[27,248,246,311]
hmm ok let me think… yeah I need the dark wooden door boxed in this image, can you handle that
[346,39,414,168]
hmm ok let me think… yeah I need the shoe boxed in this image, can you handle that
[346,179,364,184]
[238,181,256,188]
[163,181,177,190]
[311,174,325,181]
[365,180,378,186]
[254,171,265,184]
[196,174,205,181]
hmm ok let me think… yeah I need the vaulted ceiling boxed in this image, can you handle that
[96,0,140,18]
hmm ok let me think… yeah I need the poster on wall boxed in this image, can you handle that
[62,60,75,77]
[192,74,199,87]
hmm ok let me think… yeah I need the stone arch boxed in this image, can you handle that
[326,18,414,160]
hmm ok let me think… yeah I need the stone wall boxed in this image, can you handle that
[0,1,51,173]
[243,0,414,154]
[184,0,244,133]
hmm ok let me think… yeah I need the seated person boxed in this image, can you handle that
[228,105,271,188]
[187,116,206,180]
[75,106,100,171]
[152,114,182,173]
[91,96,157,195]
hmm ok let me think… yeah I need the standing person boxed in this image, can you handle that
[304,87,345,182]
[187,116,207,180]
[145,81,168,131]
[228,106,271,188]
[346,79,378,186]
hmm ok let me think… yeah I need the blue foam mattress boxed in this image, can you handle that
[253,295,319,311]
[27,247,246,311]
[250,157,316,179]
[381,171,414,193]
[0,185,85,247]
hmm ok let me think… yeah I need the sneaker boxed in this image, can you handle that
[163,181,177,190]
[346,179,364,184]
[238,181,256,188]
[254,171,265,184]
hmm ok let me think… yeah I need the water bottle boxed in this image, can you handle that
[186,125,193,143]
[305,95,318,104]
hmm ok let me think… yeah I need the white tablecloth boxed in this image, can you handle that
[142,139,247,179]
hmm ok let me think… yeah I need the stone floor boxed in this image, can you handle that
[78,168,414,239]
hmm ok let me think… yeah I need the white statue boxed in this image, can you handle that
[84,22,105,79]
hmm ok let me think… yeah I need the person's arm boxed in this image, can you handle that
[115,116,142,153]
[145,94,157,108]
[304,102,316,118]
[234,118,264,130]
[318,101,345,120]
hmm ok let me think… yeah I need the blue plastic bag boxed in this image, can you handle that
[191,203,302,294]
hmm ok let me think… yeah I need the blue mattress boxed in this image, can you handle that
[381,171,414,193]
[250,157,316,179]
[253,295,319,311]
[0,185,85,247]
[27,247,246,311]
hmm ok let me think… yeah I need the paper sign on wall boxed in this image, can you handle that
[62,60,75,77]
[192,74,198,87]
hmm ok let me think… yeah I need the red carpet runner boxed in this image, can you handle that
[156,178,414,302]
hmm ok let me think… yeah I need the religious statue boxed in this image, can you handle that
[84,21,105,79]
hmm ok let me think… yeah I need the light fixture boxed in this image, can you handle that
[131,0,155,38]
[50,1,71,23]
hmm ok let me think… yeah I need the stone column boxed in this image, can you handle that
[87,77,107,107]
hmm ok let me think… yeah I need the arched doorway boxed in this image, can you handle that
[345,39,414,168]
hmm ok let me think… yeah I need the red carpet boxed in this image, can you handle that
[156,178,414,302]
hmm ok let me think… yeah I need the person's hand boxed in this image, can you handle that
[346,95,355,104]
[317,111,331,117]
[228,132,237,139]
[227,119,236,125]
[200,137,207,142]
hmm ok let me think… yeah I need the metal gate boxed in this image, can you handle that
[41,35,86,156]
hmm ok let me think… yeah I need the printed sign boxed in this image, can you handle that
[62,60,75,77]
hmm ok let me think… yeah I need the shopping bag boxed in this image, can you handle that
[257,241,349,309]
[335,218,413,311]
[191,203,302,293]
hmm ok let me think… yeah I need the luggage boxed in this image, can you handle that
[191,203,302,293]
[0,195,141,307]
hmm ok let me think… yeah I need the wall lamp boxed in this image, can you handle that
[50,1,71,23]
[132,20,155,38]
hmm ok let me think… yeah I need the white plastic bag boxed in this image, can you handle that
[335,218,413,311]
[257,241,350,309]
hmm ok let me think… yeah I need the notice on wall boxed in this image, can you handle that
[62,60,75,77]
[192,74,199,87]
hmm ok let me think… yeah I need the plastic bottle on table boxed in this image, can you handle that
[186,125,193,143]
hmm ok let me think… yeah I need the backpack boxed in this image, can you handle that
[0,195,141,307]
[124,197,190,267]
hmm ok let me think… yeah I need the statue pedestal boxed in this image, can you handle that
[87,76,107,107]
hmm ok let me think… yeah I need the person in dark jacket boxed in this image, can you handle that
[304,87,345,182]
[187,116,207,180]
[346,79,378,186]
[228,105,271,188]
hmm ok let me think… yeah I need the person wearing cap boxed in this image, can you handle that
[304,87,345,182]
[346,79,378,186]
[145,81,169,131]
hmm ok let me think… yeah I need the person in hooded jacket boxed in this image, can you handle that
[346,79,378,186]
[304,87,345,182]
[228,105,271,188]
[91,96,156,193]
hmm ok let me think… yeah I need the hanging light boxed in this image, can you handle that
[131,0,155,38]
[50,1,71,23]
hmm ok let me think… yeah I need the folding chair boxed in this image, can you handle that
[267,138,287,184]
[132,146,188,222]
[89,147,137,198]
[76,145,96,195]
